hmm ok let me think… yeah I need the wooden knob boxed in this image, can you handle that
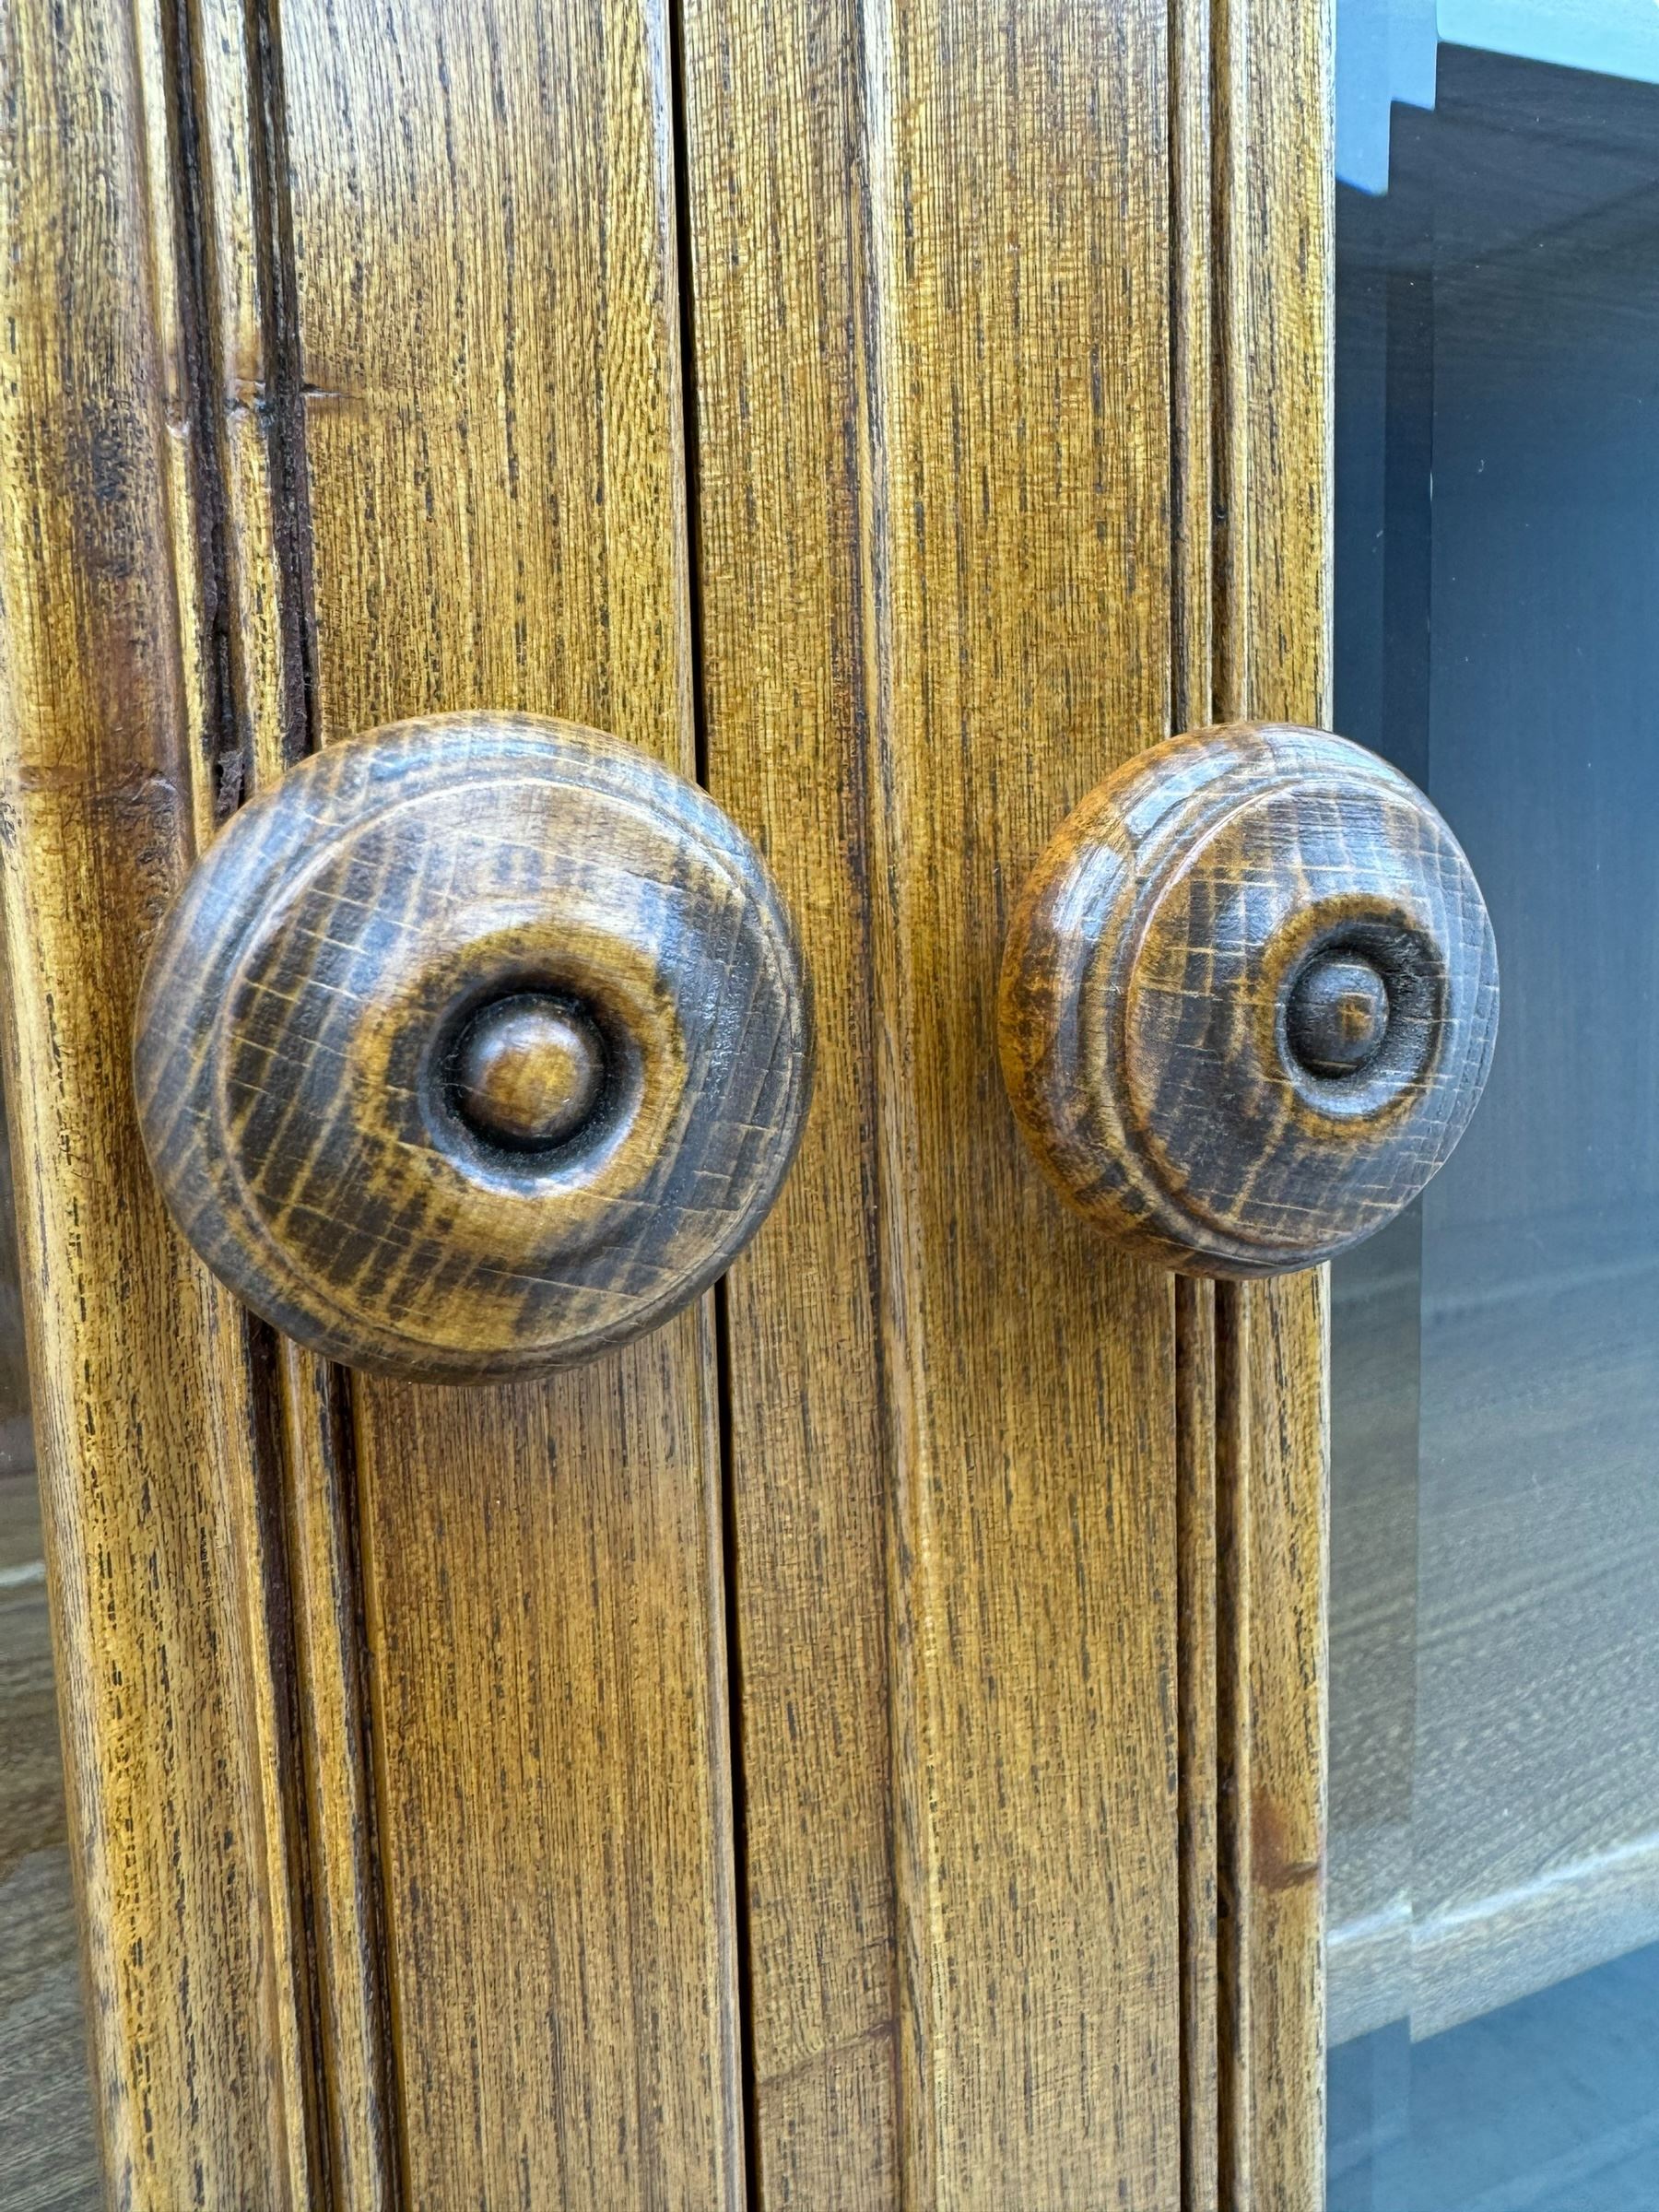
[135,712,813,1381]
[998,723,1499,1276]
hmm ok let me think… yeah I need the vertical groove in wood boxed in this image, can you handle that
[0,0,320,2198]
[1209,1,1335,2205]
[678,0,899,2199]
[662,26,767,2199]
[273,1,746,2199]
[1172,14,1229,2200]
[156,0,401,2196]
[1214,1280,1253,2211]
[859,0,1181,2198]
[277,1346,400,2211]
[112,0,332,2196]
[686,0,1183,2201]
[1177,1276,1220,2212]
[1208,0,1252,735]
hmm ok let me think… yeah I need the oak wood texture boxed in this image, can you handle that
[1176,1275,1222,2212]
[1156,6,1337,2203]
[135,712,812,1382]
[0,0,327,2201]
[677,6,899,2195]
[1211,5,1335,2204]
[1000,721,1499,1277]
[275,0,750,2199]
[156,2,406,2196]
[682,0,1184,2200]
[6,0,747,2203]
[4,0,1341,2202]
[1217,1273,1329,2212]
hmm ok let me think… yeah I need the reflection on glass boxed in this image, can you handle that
[0,1064,100,2208]
[1329,10,1659,2207]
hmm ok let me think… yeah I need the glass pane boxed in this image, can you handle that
[0,1060,100,2208]
[1330,9,1659,2206]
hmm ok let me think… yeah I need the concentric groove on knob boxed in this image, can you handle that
[135,712,814,1380]
[998,723,1499,1277]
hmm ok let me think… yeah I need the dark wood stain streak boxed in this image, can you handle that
[134,712,814,1383]
[999,721,1498,1278]
[177,0,406,2198]
[0,0,324,2197]
[276,1337,400,2211]
[1251,1788,1325,1893]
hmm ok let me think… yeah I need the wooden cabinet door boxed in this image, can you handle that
[0,1,1330,2206]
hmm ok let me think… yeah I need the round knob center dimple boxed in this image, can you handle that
[452,994,606,1150]
[1286,953,1391,1079]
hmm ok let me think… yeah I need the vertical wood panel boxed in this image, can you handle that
[857,2,1182,2190]
[677,0,898,2197]
[1177,1276,1221,2212]
[1213,2,1334,2206]
[685,0,1183,2200]
[0,1,322,2200]
[274,1,745,2201]
[1170,12,1222,2199]
[172,0,399,2194]
[277,1343,398,2208]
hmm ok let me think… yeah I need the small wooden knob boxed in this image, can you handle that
[135,712,813,1381]
[998,723,1499,1276]
[450,994,607,1151]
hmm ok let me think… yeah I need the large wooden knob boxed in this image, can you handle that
[998,723,1499,1276]
[135,713,813,1381]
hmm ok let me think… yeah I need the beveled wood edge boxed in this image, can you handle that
[1176,1275,1221,2210]
[154,0,402,2197]
[0,0,343,2200]
[1206,0,1335,2206]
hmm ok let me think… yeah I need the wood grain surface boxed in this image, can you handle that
[4,0,1342,2202]
[272,0,749,2198]
[176,0,406,2197]
[135,712,812,1382]
[683,0,1183,2200]
[0,0,326,2200]
[10,0,751,2200]
[676,0,899,2195]
[1176,1274,1222,2212]
[1212,4,1335,2204]
[999,721,1499,1277]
